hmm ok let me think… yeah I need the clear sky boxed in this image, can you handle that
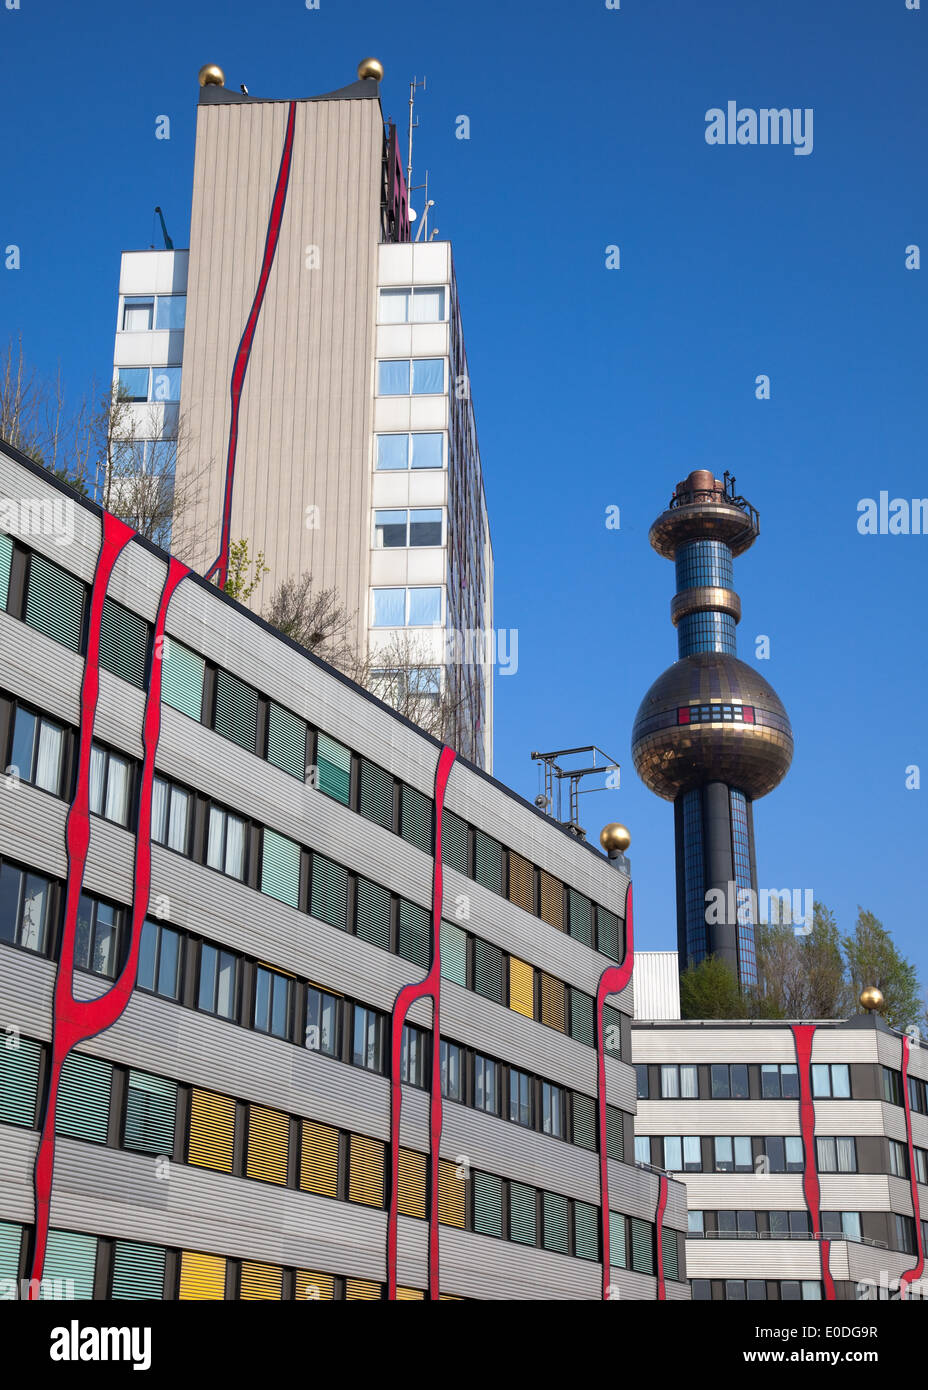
[2,0,926,985]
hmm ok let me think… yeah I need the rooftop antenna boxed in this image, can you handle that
[530,746,621,840]
[413,172,435,242]
[407,75,426,199]
[154,206,173,251]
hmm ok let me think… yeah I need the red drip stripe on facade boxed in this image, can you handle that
[387,745,456,1300]
[206,100,296,590]
[654,1173,668,1300]
[597,881,634,1299]
[791,1023,837,1300]
[898,1036,925,1298]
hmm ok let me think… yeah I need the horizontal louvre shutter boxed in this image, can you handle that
[474,830,503,895]
[570,988,594,1047]
[442,810,468,873]
[0,1035,41,1126]
[543,1191,569,1254]
[111,1240,166,1299]
[301,1120,340,1198]
[598,907,620,961]
[0,1221,22,1284]
[214,669,258,752]
[568,889,593,947]
[474,938,503,1003]
[507,851,534,912]
[56,1052,112,1144]
[345,1278,381,1300]
[267,702,306,779]
[179,1251,226,1300]
[397,1148,427,1219]
[605,1104,624,1162]
[296,1270,335,1300]
[540,972,566,1033]
[359,758,394,830]
[438,1158,465,1228]
[610,1211,627,1268]
[602,1004,622,1057]
[25,553,84,651]
[356,877,392,951]
[261,829,301,908]
[41,1230,97,1299]
[662,1227,679,1282]
[473,1170,503,1237]
[246,1105,289,1184]
[188,1088,235,1172]
[316,732,350,805]
[310,853,348,930]
[539,871,564,930]
[124,1070,176,1155]
[508,956,534,1019]
[396,1286,425,1299]
[440,920,467,987]
[99,597,149,687]
[348,1134,385,1207]
[571,1092,597,1151]
[240,1261,283,1299]
[401,784,432,853]
[161,637,205,720]
[398,899,430,970]
[574,1201,599,1261]
[631,1217,654,1275]
[509,1181,537,1246]
[0,532,12,610]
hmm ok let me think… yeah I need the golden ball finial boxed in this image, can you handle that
[357,57,384,82]
[860,986,884,1013]
[198,63,225,88]
[600,823,631,854]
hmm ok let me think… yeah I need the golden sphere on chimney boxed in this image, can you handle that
[357,57,384,81]
[198,63,226,88]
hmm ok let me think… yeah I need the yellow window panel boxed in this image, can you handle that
[296,1270,336,1300]
[396,1286,425,1299]
[539,871,565,930]
[187,1089,235,1172]
[345,1277,382,1300]
[179,1251,226,1300]
[438,1158,466,1228]
[440,1293,464,1300]
[301,1120,339,1198]
[397,1148,427,1220]
[507,851,534,913]
[540,972,567,1033]
[509,956,535,1019]
[246,1105,289,1185]
[240,1261,283,1300]
[348,1133,386,1208]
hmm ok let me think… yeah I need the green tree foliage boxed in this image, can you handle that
[222,539,268,603]
[680,954,746,1020]
[843,908,921,1032]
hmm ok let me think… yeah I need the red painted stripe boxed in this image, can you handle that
[655,1173,668,1299]
[791,1023,836,1300]
[206,100,296,590]
[899,1035,925,1298]
[387,745,456,1300]
[597,881,634,1298]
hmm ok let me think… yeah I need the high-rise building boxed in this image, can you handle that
[631,471,793,988]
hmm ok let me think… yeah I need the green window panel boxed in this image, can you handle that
[124,1071,177,1155]
[602,1004,623,1058]
[631,1217,654,1275]
[25,553,84,652]
[439,921,467,987]
[473,938,503,1004]
[543,1191,569,1255]
[359,759,394,830]
[316,732,351,805]
[160,637,205,721]
[474,831,503,895]
[571,1092,597,1152]
[40,1230,97,1299]
[56,1053,112,1144]
[661,1227,679,1282]
[441,810,468,874]
[574,1201,599,1262]
[400,784,432,854]
[310,854,348,930]
[111,1240,166,1299]
[398,899,430,970]
[609,1210,627,1268]
[99,597,149,688]
[597,907,620,961]
[568,889,593,947]
[509,1181,537,1246]
[0,1035,41,1127]
[0,1221,22,1284]
[356,878,392,952]
[0,531,12,610]
[267,702,306,779]
[569,988,594,1047]
[473,1171,502,1238]
[214,669,259,752]
[605,1104,624,1163]
[262,830,301,909]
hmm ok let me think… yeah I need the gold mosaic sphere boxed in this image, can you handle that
[859,986,884,1012]
[357,57,384,81]
[198,64,225,88]
[600,823,631,854]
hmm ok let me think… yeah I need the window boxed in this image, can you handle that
[206,806,246,880]
[768,1210,810,1238]
[440,1039,463,1101]
[541,1082,564,1138]
[372,586,442,627]
[305,987,339,1058]
[763,1136,804,1174]
[822,1211,862,1243]
[375,432,444,470]
[401,1024,428,1089]
[150,776,190,853]
[717,1210,757,1238]
[474,1054,498,1115]
[761,1063,799,1099]
[509,1068,533,1128]
[117,367,181,402]
[374,508,443,549]
[8,706,64,794]
[692,1280,711,1300]
[377,359,444,395]
[816,1137,857,1173]
[661,1064,698,1099]
[683,1135,703,1171]
[688,1211,705,1237]
[894,1214,917,1255]
[711,1063,748,1099]
[150,367,182,401]
[352,1005,385,1074]
[915,1148,928,1185]
[0,863,51,953]
[25,553,85,652]
[664,1136,682,1171]
[909,1075,928,1115]
[155,295,186,330]
[88,743,131,826]
[882,1067,904,1106]
[254,966,292,1040]
[377,360,409,395]
[635,1065,649,1099]
[635,1135,651,1165]
[812,1063,851,1099]
[378,287,446,322]
[75,894,121,977]
[124,1070,177,1156]
[137,920,182,1000]
[198,943,240,1020]
[122,298,153,331]
[715,1136,753,1173]
[888,1138,908,1178]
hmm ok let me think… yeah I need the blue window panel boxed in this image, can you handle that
[411,359,443,394]
[378,361,410,395]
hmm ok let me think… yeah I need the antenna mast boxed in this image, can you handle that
[407,76,426,194]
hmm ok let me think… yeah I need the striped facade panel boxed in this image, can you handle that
[440,920,467,987]
[474,830,503,895]
[631,1217,654,1275]
[509,956,534,1019]
[261,829,301,908]
[568,889,593,948]
[316,732,350,805]
[310,854,348,929]
[438,1159,466,1228]
[605,1105,624,1162]
[507,850,534,913]
[214,669,259,752]
[295,1270,335,1300]
[356,877,392,951]
[187,1089,236,1173]
[398,899,430,970]
[246,1105,289,1185]
[602,1003,622,1057]
[300,1120,339,1198]
[348,1134,385,1207]
[571,1091,597,1151]
[397,1147,427,1220]
[179,1251,226,1300]
[609,1210,627,1268]
[400,784,431,854]
[0,1035,41,1126]
[661,1227,679,1282]
[240,1260,284,1299]
[0,531,12,609]
[570,988,594,1047]
[543,1190,569,1254]
[598,907,620,961]
[25,553,84,652]
[266,702,306,779]
[441,810,468,874]
[540,972,566,1033]
[40,1230,97,1300]
[99,598,149,688]
[574,1202,599,1261]
[111,1240,166,1299]
[345,1278,382,1300]
[396,1286,425,1300]
[160,637,205,721]
[359,759,394,830]
[539,870,564,930]
[473,1170,503,1238]
[0,1221,21,1284]
[124,1070,177,1155]
[56,1052,112,1144]
[473,938,503,1004]
[509,1181,537,1246]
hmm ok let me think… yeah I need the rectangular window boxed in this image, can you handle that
[683,1136,703,1171]
[88,743,131,826]
[352,1006,385,1074]
[474,831,503,895]
[0,863,51,954]
[375,432,444,470]
[99,597,149,688]
[207,806,246,881]
[688,1211,705,1237]
[56,1053,112,1144]
[122,298,153,331]
[711,1063,748,1099]
[630,1217,654,1275]
[254,966,292,1040]
[246,1105,289,1185]
[541,1081,564,1139]
[266,702,307,779]
[213,670,259,752]
[117,367,149,401]
[439,1158,467,1228]
[817,1136,858,1173]
[378,286,446,323]
[915,1148,928,1186]
[407,586,441,626]
[305,986,340,1057]
[412,358,444,394]
[397,898,430,969]
[348,1134,386,1208]
[372,587,405,627]
[179,1251,227,1299]
[813,1063,851,1099]
[198,943,240,1020]
[574,1201,599,1261]
[660,1064,698,1099]
[160,637,205,722]
[154,295,186,330]
[474,1053,498,1115]
[544,1191,569,1255]
[9,705,65,795]
[315,732,351,805]
[397,1148,427,1220]
[635,1064,649,1099]
[409,509,443,546]
[509,1067,533,1128]
[508,955,534,1019]
[401,1023,428,1089]
[374,509,408,548]
[377,360,410,395]
[301,1120,339,1198]
[474,938,503,1003]
[356,877,392,952]
[473,1171,503,1238]
[359,758,394,829]
[149,367,182,402]
[439,920,467,987]
[151,776,190,854]
[0,532,12,610]
[571,1092,596,1150]
[111,1240,166,1300]
[137,920,181,1000]
[440,1039,463,1101]
[25,553,85,652]
[888,1138,908,1178]
[882,1067,904,1106]
[261,829,301,908]
[509,1180,537,1246]
[664,1136,682,1171]
[124,1070,177,1156]
[74,894,121,978]
[635,1135,651,1165]
[0,1034,41,1127]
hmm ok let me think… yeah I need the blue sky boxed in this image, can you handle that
[2,0,926,985]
